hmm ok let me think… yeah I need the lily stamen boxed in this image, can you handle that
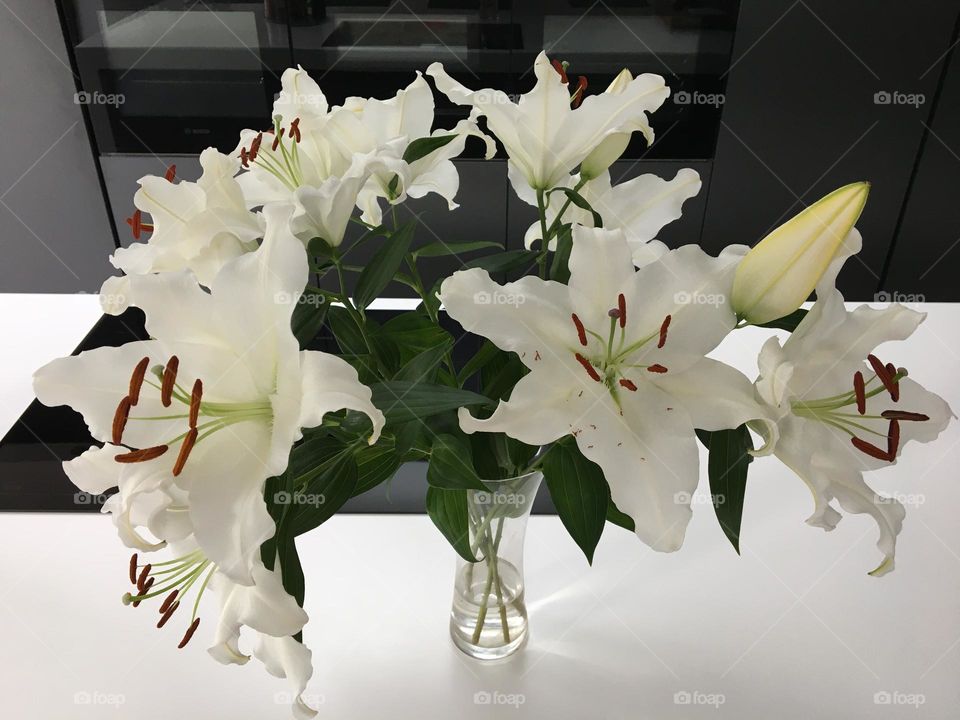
[129,357,149,405]
[173,427,198,477]
[189,379,203,428]
[551,58,568,84]
[161,356,179,407]
[129,553,139,585]
[112,396,131,444]
[888,419,901,457]
[115,445,169,463]
[157,601,179,628]
[885,362,900,401]
[657,314,671,348]
[178,618,201,649]
[646,364,668,374]
[619,378,638,391]
[618,293,627,329]
[881,410,930,421]
[854,371,866,414]
[137,564,152,591]
[571,313,587,346]
[159,589,179,614]
[124,551,216,648]
[164,165,176,183]
[575,352,602,382]
[571,76,588,108]
[851,436,893,461]
[867,354,898,400]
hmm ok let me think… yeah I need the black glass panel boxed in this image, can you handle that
[60,1,291,153]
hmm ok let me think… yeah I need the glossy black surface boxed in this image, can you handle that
[0,307,485,514]
[59,0,739,159]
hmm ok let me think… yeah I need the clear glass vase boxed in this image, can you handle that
[449,470,543,660]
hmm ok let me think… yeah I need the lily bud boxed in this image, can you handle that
[579,69,634,180]
[580,133,631,180]
[732,181,870,325]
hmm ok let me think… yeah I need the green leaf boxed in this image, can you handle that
[286,434,348,486]
[543,443,609,564]
[403,134,457,163]
[549,223,573,284]
[290,290,328,348]
[481,350,528,401]
[457,339,502,386]
[427,434,489,491]
[327,306,369,357]
[275,531,305,608]
[394,340,452,383]
[378,312,452,366]
[412,240,504,260]
[352,443,402,497]
[695,425,754,554]
[289,452,359,536]
[354,220,416,310]
[463,249,537,275]
[756,307,808,332]
[606,498,635,532]
[371,381,490,424]
[549,187,603,228]
[426,486,478,562]
[326,307,379,382]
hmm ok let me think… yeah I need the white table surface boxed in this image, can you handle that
[2,294,960,719]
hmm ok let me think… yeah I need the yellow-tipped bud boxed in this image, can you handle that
[732,181,870,325]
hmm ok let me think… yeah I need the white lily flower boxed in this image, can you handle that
[208,560,308,665]
[440,224,775,552]
[313,72,494,224]
[732,181,870,325]
[100,149,264,314]
[523,168,702,265]
[755,230,954,575]
[35,204,384,584]
[235,69,491,239]
[427,52,669,198]
[100,522,316,719]
[65,443,192,551]
[329,73,495,223]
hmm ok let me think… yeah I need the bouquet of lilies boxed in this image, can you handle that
[33,52,953,716]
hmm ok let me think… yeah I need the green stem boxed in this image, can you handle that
[536,188,550,279]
